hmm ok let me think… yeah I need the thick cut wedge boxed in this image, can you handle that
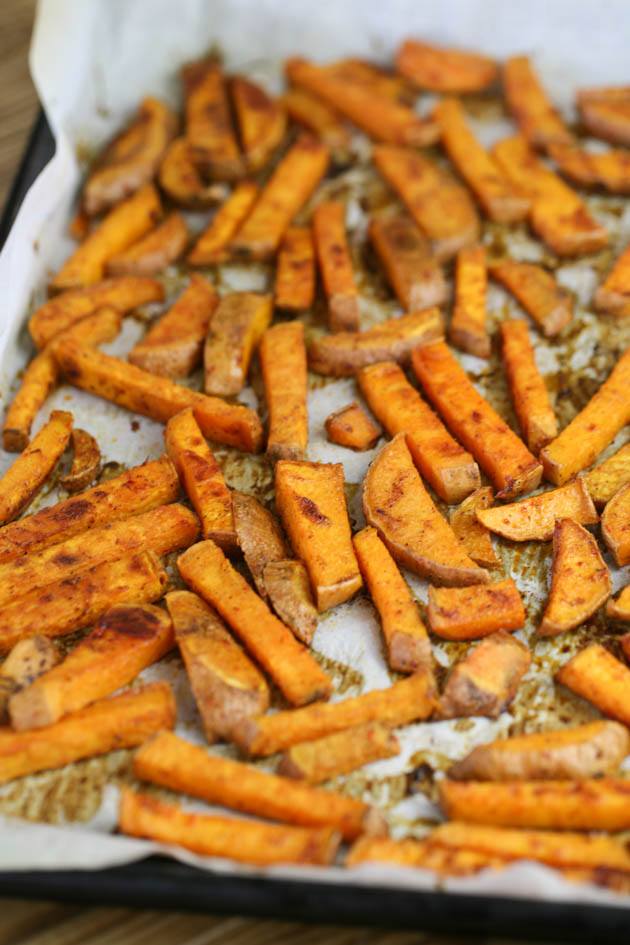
[607,586,630,622]
[158,137,226,208]
[368,214,447,313]
[395,40,497,93]
[182,59,243,180]
[428,579,525,641]
[602,481,630,566]
[313,201,360,332]
[231,76,286,172]
[476,479,597,542]
[549,141,630,196]
[60,428,101,493]
[281,88,351,156]
[278,721,399,784]
[503,55,573,149]
[449,245,490,358]
[595,244,630,317]
[0,637,59,721]
[231,492,288,598]
[317,59,412,105]
[204,292,272,397]
[449,487,500,569]
[578,87,630,147]
[500,320,557,454]
[325,402,381,452]
[260,321,308,462]
[106,212,188,276]
[187,182,259,266]
[263,560,318,646]
[438,631,531,719]
[274,227,316,311]
[490,260,573,337]
[556,644,630,727]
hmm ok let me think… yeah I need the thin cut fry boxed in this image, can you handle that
[2,350,58,453]
[182,59,243,180]
[278,721,399,784]
[313,201,360,332]
[106,212,188,275]
[281,88,351,156]
[449,245,490,359]
[187,182,259,266]
[500,320,557,454]
[476,478,598,542]
[325,402,381,452]
[438,631,531,719]
[601,481,630,566]
[556,644,630,726]
[549,141,630,195]
[578,87,630,147]
[490,260,573,337]
[59,428,101,493]
[0,637,59,721]
[204,292,272,396]
[503,55,573,149]
[395,40,497,93]
[231,76,286,172]
[158,137,227,208]
[428,579,525,641]
[232,492,288,597]
[607,586,630,622]
[449,488,500,570]
[260,321,308,462]
[595,244,630,316]
[368,215,447,313]
[274,227,316,311]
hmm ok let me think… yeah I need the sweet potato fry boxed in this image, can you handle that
[490,260,573,337]
[549,141,630,195]
[449,245,490,359]
[449,487,500,570]
[412,341,542,499]
[428,579,525,641]
[313,201,360,332]
[500,320,557,454]
[322,59,412,104]
[274,227,316,312]
[368,214,447,313]
[438,631,531,719]
[503,55,573,149]
[59,428,101,493]
[476,478,597,542]
[353,526,432,673]
[622,634,630,660]
[54,340,263,452]
[165,408,235,548]
[231,134,329,260]
[357,361,480,504]
[308,307,443,377]
[129,274,218,379]
[373,145,480,261]
[158,137,226,208]
[231,76,286,172]
[120,789,340,866]
[232,492,287,597]
[449,720,630,781]
[595,244,630,316]
[2,349,58,453]
[347,836,508,876]
[607,586,630,622]
[68,209,89,241]
[539,519,611,636]
[182,59,243,180]
[275,460,362,610]
[9,604,174,731]
[106,212,188,275]
[325,402,381,452]
[540,347,630,484]
[187,182,259,266]
[165,591,269,742]
[556,644,630,726]
[178,540,331,706]
[601,481,630,566]
[0,636,59,721]
[51,184,162,290]
[134,731,382,841]
[262,560,318,646]
[233,671,435,757]
[395,39,497,93]
[578,87,630,147]
[281,88,351,156]
[278,721,399,784]
[0,683,174,785]
[204,292,272,396]
[363,435,487,586]
[260,321,308,462]
[436,98,530,223]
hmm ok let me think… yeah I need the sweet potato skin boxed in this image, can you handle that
[368,214,448,313]
[500,320,557,454]
[278,721,399,784]
[187,182,259,266]
[601,481,630,565]
[438,631,531,719]
[476,478,597,542]
[556,643,630,727]
[490,260,573,337]
[232,492,288,597]
[449,245,490,359]
[325,402,381,452]
[2,350,59,452]
[395,40,497,93]
[274,226,316,311]
[607,586,630,622]
[313,201,360,332]
[0,636,59,721]
[585,443,630,506]
[158,137,226,209]
[106,211,188,275]
[449,487,500,569]
[204,292,272,397]
[263,560,318,646]
[59,428,101,493]
[427,579,526,641]
[231,76,286,172]
[260,321,308,462]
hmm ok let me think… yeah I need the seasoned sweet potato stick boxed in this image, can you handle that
[282,88,351,156]
[577,87,630,147]
[106,212,188,275]
[54,339,263,452]
[231,135,330,260]
[548,141,630,195]
[309,307,443,377]
[449,487,500,570]
[165,408,235,548]
[373,146,480,261]
[556,644,630,726]
[9,604,174,731]
[491,261,573,338]
[540,347,630,484]
[602,481,630,566]
[274,227,316,312]
[129,274,218,379]
[607,586,630,622]
[325,403,381,452]
[166,591,269,742]
[428,580,525,641]
[158,137,226,208]
[322,59,412,104]
[2,350,58,453]
[503,55,573,149]
[187,182,259,266]
[51,184,162,290]
[0,637,59,721]
[347,836,509,876]
[278,722,399,784]
[275,460,362,610]
[204,292,272,396]
[135,731,383,840]
[595,244,630,316]
[476,478,597,541]
[59,428,101,493]
[231,492,288,597]
[357,361,480,504]
[259,321,308,462]
[0,683,174,786]
[449,245,490,358]
[438,631,531,719]
[412,341,542,498]
[182,59,243,180]
[263,561,318,647]
[313,201,360,332]
[500,320,557,454]
[395,40,497,93]
[353,526,432,673]
[363,435,487,587]
[231,76,286,172]
[178,540,331,706]
[368,215,447,313]
[233,672,435,757]
[120,789,340,866]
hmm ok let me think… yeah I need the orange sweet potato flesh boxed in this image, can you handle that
[438,631,531,719]
[476,479,597,542]
[262,560,318,647]
[549,141,630,195]
[595,244,630,316]
[500,320,557,454]
[412,341,542,499]
[106,211,188,276]
[275,460,362,611]
[59,428,101,493]
[347,836,509,877]
[0,636,59,721]
[607,586,630,622]
[449,487,500,570]
[490,260,573,337]
[368,214,447,313]
[449,245,490,359]
[395,40,497,93]
[362,434,487,587]
[260,321,308,462]
[231,491,288,598]
[187,182,259,266]
[182,59,243,181]
[358,361,480,504]
[321,59,412,105]
[503,55,573,149]
[2,350,58,453]
[158,137,226,209]
[602,481,630,566]
[278,721,399,784]
[231,76,286,172]
[556,643,630,727]
[325,402,381,452]
[204,292,272,397]
[313,201,360,332]
[578,87,630,147]
[428,579,525,641]
[282,88,351,157]
[274,227,316,312]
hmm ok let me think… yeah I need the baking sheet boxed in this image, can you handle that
[0,0,629,909]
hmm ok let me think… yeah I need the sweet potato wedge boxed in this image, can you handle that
[181,59,243,180]
[204,292,272,397]
[313,201,360,332]
[187,182,259,266]
[540,347,630,484]
[282,88,351,157]
[578,87,630,147]
[262,560,318,646]
[0,636,59,721]
[158,137,226,208]
[325,402,381,452]
[363,435,487,587]
[412,341,542,499]
[500,319,557,454]
[357,361,480,504]
[275,460,362,611]
[607,586,630,622]
[260,321,308,462]
[278,721,399,784]
[368,214,447,313]
[438,631,531,719]
[274,226,316,312]
[601,481,630,566]
[59,428,101,493]
[428,579,525,641]
[2,350,58,453]
[232,492,288,597]
[556,644,630,726]
[503,55,573,149]
[231,76,286,172]
[373,145,480,261]
[476,478,597,542]
[353,526,432,673]
[449,245,490,359]
[177,540,331,706]
[395,39,497,93]
[320,59,412,105]
[549,141,630,195]
[106,211,188,275]
[165,591,269,742]
[347,836,508,876]
[490,260,573,337]
[308,307,443,377]
[165,408,235,548]
[594,243,630,316]
[449,487,500,570]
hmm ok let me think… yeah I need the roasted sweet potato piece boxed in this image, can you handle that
[595,244,630,316]
[363,435,487,586]
[275,460,362,611]
[261,560,318,646]
[274,227,316,312]
[500,320,557,454]
[549,141,630,195]
[607,586,630,622]
[556,644,630,726]
[231,76,286,172]
[476,479,597,542]
[158,137,226,208]
[2,350,59,453]
[347,836,508,876]
[449,487,500,570]
[368,215,447,313]
[51,184,162,291]
[313,201,360,332]
[260,321,308,462]
[187,182,259,266]
[449,245,490,359]
[231,134,329,260]
[357,361,480,504]
[204,292,272,397]
[353,526,432,673]
[165,408,235,548]
[541,347,630,484]
[232,492,287,597]
[181,59,243,181]
[622,635,630,660]
[438,631,531,719]
[282,88,351,156]
[325,402,381,452]
[129,274,218,379]
[539,519,611,636]
[178,540,331,706]
[59,428,101,493]
[601,481,630,566]
[106,212,188,275]
[322,59,412,104]
[428,579,525,641]
[412,342,542,499]
[490,260,573,337]
[0,636,59,721]
[578,87,630,147]
[165,591,269,742]
[68,208,90,241]
[373,145,480,261]
[0,683,174,785]
[308,308,443,377]
[54,340,263,452]
[395,39,497,93]
[278,721,399,784]
[503,55,573,150]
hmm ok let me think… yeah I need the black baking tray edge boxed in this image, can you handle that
[1,110,629,941]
